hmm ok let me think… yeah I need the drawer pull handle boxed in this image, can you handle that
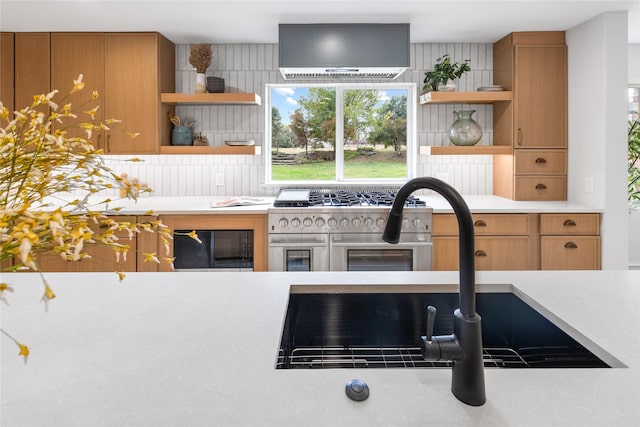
[517,129,523,146]
[474,250,487,257]
[564,242,578,249]
[535,157,547,164]
[474,220,487,227]
[535,183,547,190]
[563,219,577,227]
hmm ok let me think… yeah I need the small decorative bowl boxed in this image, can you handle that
[206,77,225,93]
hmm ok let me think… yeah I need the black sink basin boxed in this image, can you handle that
[277,290,610,369]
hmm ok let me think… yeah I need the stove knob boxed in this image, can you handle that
[412,218,421,228]
[327,218,337,227]
[376,217,386,228]
[315,218,326,227]
[279,218,289,228]
[402,218,409,229]
[303,217,313,227]
[352,218,361,227]
[363,217,373,227]
[291,218,301,228]
[340,218,350,228]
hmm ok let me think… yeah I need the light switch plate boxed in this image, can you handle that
[585,177,595,194]
[215,173,225,187]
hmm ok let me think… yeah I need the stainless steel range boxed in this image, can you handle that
[268,189,432,272]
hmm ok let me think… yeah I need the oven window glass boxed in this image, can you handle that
[173,230,253,270]
[346,249,413,271]
[286,249,311,271]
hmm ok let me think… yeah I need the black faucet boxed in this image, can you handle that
[383,177,486,406]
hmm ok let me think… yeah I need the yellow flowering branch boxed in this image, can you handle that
[1,75,198,362]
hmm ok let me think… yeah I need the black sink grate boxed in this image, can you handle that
[276,345,607,369]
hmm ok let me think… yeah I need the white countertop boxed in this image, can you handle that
[1,270,638,426]
[62,194,602,215]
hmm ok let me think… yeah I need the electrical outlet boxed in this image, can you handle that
[584,177,595,194]
[215,173,225,187]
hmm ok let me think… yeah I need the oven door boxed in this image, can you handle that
[330,233,432,271]
[268,234,330,271]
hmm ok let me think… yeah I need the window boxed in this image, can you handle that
[266,83,416,184]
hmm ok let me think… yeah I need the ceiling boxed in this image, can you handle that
[1,0,639,44]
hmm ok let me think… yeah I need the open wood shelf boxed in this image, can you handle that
[160,145,257,155]
[160,93,262,105]
[419,91,513,104]
[427,145,513,155]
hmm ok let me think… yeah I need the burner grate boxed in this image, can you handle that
[276,345,603,369]
[306,190,426,207]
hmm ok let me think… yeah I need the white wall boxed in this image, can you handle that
[630,44,640,85]
[566,12,629,269]
[105,42,498,197]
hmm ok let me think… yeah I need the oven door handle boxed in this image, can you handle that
[269,239,328,247]
[330,240,432,248]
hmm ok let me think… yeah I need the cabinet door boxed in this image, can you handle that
[74,240,137,272]
[14,33,50,112]
[515,45,567,148]
[1,32,14,115]
[104,33,160,154]
[540,236,600,270]
[51,33,105,146]
[433,236,530,271]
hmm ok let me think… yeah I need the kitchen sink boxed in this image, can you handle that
[277,286,611,369]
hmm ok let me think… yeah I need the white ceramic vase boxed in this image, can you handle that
[195,73,207,93]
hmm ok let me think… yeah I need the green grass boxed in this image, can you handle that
[272,160,406,180]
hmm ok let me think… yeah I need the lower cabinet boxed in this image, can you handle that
[34,215,158,273]
[432,212,601,271]
[539,213,600,270]
[433,213,537,271]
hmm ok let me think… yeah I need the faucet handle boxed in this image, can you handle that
[426,305,437,342]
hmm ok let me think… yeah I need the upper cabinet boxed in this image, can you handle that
[492,32,568,201]
[104,33,175,154]
[14,32,175,154]
[0,32,14,115]
[14,33,50,114]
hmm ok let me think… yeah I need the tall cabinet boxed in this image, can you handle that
[493,32,568,201]
[0,32,14,115]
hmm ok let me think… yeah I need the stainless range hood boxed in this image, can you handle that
[278,24,410,80]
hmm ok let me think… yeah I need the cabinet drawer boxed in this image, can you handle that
[514,150,566,175]
[540,213,600,235]
[433,213,530,235]
[540,236,600,270]
[433,236,531,271]
[514,176,567,200]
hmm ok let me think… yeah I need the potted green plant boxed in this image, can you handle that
[423,54,471,92]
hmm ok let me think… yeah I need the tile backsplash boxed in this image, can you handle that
[103,42,496,197]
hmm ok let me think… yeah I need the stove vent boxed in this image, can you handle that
[279,24,409,80]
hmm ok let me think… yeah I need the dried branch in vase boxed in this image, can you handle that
[189,44,212,73]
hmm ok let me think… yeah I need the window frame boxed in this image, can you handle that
[265,82,417,186]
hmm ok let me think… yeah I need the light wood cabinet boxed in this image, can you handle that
[159,214,268,272]
[104,33,175,154]
[432,213,538,271]
[539,213,600,270]
[51,33,105,143]
[14,32,50,113]
[493,32,568,201]
[13,32,175,154]
[36,216,139,272]
[1,32,14,115]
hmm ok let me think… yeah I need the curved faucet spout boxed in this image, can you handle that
[383,177,486,406]
[383,177,476,316]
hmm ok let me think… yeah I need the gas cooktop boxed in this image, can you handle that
[273,188,426,208]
